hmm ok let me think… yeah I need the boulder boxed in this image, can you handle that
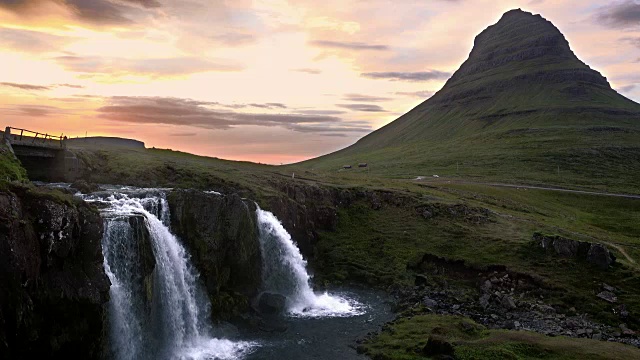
[596,291,617,303]
[422,297,439,309]
[501,296,517,310]
[258,292,287,314]
[70,180,100,194]
[533,233,615,269]
[422,335,455,357]
[587,244,615,269]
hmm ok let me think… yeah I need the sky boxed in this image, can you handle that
[1,0,640,164]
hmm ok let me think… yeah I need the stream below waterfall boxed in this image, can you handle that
[58,184,393,359]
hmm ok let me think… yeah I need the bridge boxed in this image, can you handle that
[3,126,79,182]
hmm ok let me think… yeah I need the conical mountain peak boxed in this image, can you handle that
[443,9,610,94]
[302,9,640,180]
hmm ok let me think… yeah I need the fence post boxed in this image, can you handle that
[3,127,9,141]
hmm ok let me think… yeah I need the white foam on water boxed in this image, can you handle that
[256,208,365,318]
[93,191,257,360]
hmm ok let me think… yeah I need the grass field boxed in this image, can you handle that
[361,314,640,360]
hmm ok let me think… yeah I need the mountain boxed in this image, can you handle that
[301,9,640,192]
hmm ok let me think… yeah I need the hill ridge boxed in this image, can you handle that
[300,9,640,193]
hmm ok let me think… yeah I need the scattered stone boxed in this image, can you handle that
[423,297,439,309]
[602,283,616,292]
[566,319,580,330]
[70,180,100,193]
[479,294,490,309]
[502,296,517,310]
[596,291,618,304]
[592,333,602,341]
[620,324,636,336]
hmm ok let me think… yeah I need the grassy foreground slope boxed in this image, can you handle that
[362,314,640,360]
[297,9,640,193]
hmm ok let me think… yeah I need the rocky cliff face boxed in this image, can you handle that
[433,9,611,109]
[0,185,110,359]
[167,190,262,318]
[265,179,417,259]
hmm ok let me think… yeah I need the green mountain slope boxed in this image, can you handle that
[299,9,640,193]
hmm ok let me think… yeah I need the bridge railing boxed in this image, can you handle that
[4,127,66,149]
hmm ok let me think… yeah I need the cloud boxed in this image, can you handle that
[0,82,51,91]
[361,70,450,82]
[0,0,161,25]
[15,105,63,117]
[310,40,389,51]
[211,32,255,46]
[343,93,392,102]
[617,84,636,92]
[395,90,435,98]
[0,27,74,52]
[122,0,161,8]
[292,68,322,74]
[55,55,243,77]
[55,83,84,88]
[596,1,640,28]
[65,0,133,24]
[249,103,287,109]
[169,132,197,137]
[337,103,387,112]
[621,36,640,48]
[298,109,346,115]
[96,96,371,136]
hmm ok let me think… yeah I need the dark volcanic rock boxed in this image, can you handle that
[436,8,611,108]
[422,335,455,357]
[534,232,615,269]
[257,292,287,315]
[0,185,110,359]
[70,180,100,194]
[587,244,616,270]
[167,189,262,318]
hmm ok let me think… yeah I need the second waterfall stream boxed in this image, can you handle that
[256,207,363,317]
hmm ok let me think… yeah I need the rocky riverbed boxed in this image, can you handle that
[371,270,640,350]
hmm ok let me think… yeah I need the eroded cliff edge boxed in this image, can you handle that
[167,190,262,319]
[0,184,110,359]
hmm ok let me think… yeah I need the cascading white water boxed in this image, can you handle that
[256,208,363,318]
[90,189,255,360]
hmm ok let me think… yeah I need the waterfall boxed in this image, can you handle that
[90,189,255,360]
[256,208,363,318]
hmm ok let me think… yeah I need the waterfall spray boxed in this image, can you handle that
[90,189,255,360]
[256,207,363,318]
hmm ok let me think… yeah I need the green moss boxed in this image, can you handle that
[0,143,27,183]
[362,314,640,360]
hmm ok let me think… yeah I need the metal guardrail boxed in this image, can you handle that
[3,126,66,149]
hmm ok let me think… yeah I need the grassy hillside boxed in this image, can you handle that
[0,142,27,184]
[361,314,640,360]
[296,10,640,194]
